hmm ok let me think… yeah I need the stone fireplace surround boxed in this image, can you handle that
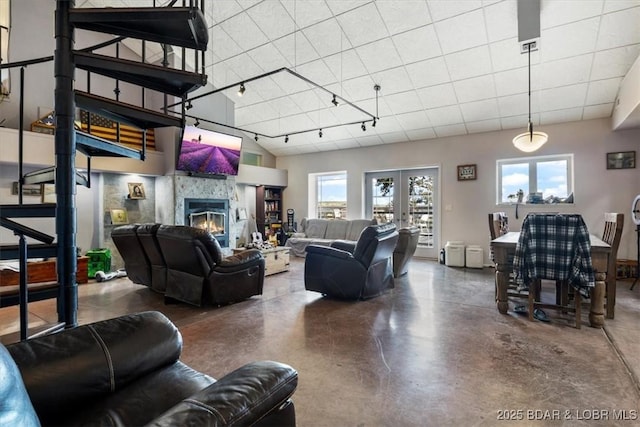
[156,175,239,251]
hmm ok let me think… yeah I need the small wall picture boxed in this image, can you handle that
[128,182,145,199]
[110,208,129,225]
[607,151,635,169]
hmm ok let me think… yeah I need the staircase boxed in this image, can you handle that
[1,0,209,339]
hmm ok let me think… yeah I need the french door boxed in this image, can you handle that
[365,168,439,258]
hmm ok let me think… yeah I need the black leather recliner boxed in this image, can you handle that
[393,226,420,277]
[0,311,298,426]
[156,225,265,307]
[304,223,399,299]
[111,224,152,286]
[136,223,168,293]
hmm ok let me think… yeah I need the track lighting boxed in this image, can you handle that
[194,119,200,127]
[361,122,366,132]
[332,94,338,106]
[372,118,377,127]
[285,135,289,143]
[186,100,193,110]
[238,83,246,97]
[254,134,258,141]
[319,129,323,138]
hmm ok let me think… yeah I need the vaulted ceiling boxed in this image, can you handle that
[81,0,640,157]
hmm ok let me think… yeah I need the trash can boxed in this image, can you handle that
[445,241,465,267]
[466,245,483,268]
[86,248,112,278]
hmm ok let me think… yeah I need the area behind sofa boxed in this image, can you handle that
[284,218,377,257]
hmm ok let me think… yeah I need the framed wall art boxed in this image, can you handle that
[606,151,635,170]
[127,182,145,199]
[457,164,477,181]
[109,208,129,225]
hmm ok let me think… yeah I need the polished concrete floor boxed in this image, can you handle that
[1,257,639,426]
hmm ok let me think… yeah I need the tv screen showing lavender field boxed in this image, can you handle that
[177,126,242,175]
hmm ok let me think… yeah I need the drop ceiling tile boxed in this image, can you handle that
[341,75,377,101]
[303,19,351,58]
[247,43,291,73]
[603,1,640,13]
[596,7,640,50]
[453,75,496,103]
[539,54,593,89]
[333,138,361,150]
[541,0,604,29]
[460,99,500,122]
[591,45,640,80]
[434,123,468,138]
[321,126,354,141]
[583,103,614,119]
[494,67,529,97]
[280,0,333,29]
[392,25,442,64]
[406,128,437,140]
[585,77,622,105]
[384,91,423,115]
[291,89,324,113]
[445,45,493,81]
[307,108,340,128]
[338,3,389,47]
[426,105,464,127]
[208,0,243,24]
[540,107,584,124]
[434,9,487,54]
[539,84,589,111]
[354,135,386,146]
[497,93,536,117]
[428,0,483,22]
[377,130,408,144]
[501,113,534,130]
[326,0,370,15]
[417,83,458,109]
[210,62,242,89]
[405,57,451,88]
[220,12,269,51]
[269,96,303,117]
[466,118,502,134]
[295,59,340,86]
[376,0,432,35]
[356,38,404,74]
[540,18,600,61]
[221,53,263,82]
[315,142,342,151]
[273,33,320,67]
[247,1,295,41]
[484,0,517,42]
[323,49,370,81]
[396,110,431,130]
[490,38,540,72]
[372,67,414,95]
[210,26,243,61]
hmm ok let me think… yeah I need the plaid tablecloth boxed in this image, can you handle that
[513,213,595,297]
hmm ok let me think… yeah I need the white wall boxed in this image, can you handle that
[276,118,640,262]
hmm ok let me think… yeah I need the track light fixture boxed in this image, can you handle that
[186,100,193,110]
[372,118,377,127]
[332,94,338,106]
[194,119,200,127]
[254,133,258,141]
[238,83,246,97]
[361,122,366,132]
[319,129,323,138]
[285,135,289,143]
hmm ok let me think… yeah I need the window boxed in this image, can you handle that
[241,151,262,166]
[0,0,9,96]
[310,172,347,219]
[497,154,573,204]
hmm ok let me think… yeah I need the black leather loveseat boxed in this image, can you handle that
[112,224,265,307]
[0,311,298,426]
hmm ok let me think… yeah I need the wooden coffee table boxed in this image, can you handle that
[232,246,290,276]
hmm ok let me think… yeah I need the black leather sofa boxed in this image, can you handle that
[304,223,399,299]
[0,311,298,426]
[112,224,265,307]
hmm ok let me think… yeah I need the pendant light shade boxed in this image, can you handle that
[513,41,547,153]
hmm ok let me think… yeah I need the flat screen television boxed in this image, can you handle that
[177,126,242,176]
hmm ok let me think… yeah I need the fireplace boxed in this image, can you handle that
[185,198,229,247]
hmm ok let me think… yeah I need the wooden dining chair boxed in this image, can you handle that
[602,213,624,318]
[488,212,528,303]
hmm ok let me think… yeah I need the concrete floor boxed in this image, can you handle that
[1,257,639,426]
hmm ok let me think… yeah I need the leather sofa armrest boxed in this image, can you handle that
[218,249,263,268]
[331,240,356,253]
[146,361,298,427]
[305,244,353,260]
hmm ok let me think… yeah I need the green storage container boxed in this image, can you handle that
[86,248,111,278]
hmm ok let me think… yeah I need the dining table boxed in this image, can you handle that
[491,231,611,328]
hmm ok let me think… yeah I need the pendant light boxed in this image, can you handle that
[512,41,547,152]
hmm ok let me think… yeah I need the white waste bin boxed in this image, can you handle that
[445,241,465,267]
[466,245,483,269]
